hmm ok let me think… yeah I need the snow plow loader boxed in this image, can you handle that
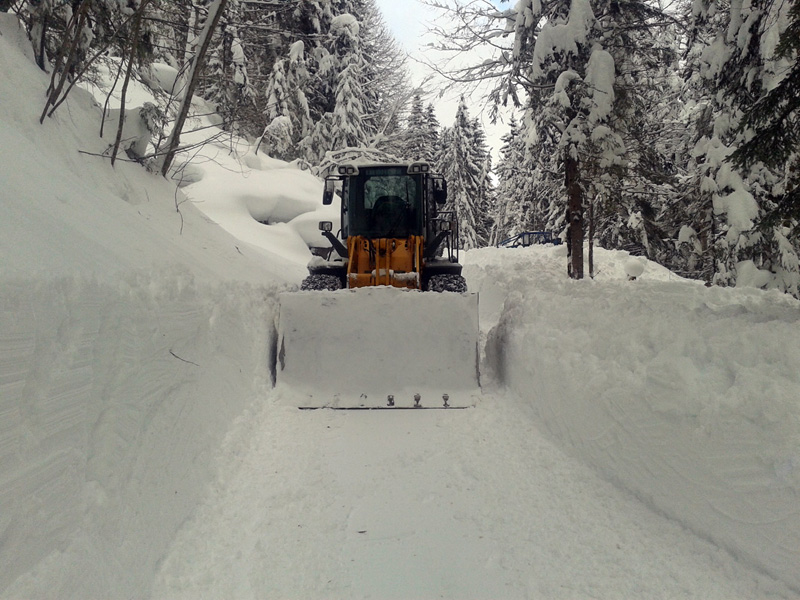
[275,162,480,410]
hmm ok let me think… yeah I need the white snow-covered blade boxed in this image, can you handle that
[275,287,480,408]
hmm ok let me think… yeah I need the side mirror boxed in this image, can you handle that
[432,178,447,205]
[319,221,333,232]
[322,178,336,205]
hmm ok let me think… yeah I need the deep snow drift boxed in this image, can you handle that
[2,12,800,599]
[0,14,299,597]
[469,246,800,592]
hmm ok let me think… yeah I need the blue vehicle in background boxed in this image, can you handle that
[496,231,562,248]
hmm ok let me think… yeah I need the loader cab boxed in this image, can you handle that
[323,163,445,242]
[345,165,424,240]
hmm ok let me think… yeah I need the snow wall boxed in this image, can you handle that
[473,250,800,592]
[0,275,277,598]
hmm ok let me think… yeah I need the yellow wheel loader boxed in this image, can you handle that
[303,162,467,292]
[275,162,481,410]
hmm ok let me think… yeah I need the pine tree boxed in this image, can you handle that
[424,103,441,160]
[686,0,799,295]
[730,1,800,261]
[403,92,431,162]
[261,40,312,160]
[470,116,495,245]
[494,115,526,243]
[428,0,682,276]
[200,0,255,134]
[437,99,491,250]
[586,1,684,267]
[299,11,372,163]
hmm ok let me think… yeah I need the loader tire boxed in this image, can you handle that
[300,274,342,291]
[425,274,467,293]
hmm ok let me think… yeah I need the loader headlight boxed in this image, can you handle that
[319,221,333,232]
[337,165,359,175]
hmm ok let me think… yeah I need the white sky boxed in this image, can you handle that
[373,0,514,162]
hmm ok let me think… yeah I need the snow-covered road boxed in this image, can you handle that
[151,389,793,599]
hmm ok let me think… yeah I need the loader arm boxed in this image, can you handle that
[322,230,348,258]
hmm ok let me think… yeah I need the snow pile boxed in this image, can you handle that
[167,122,333,269]
[0,276,277,598]
[0,16,288,599]
[76,44,326,279]
[467,245,800,591]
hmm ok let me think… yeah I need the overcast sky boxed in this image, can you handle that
[372,0,433,50]
[372,0,513,161]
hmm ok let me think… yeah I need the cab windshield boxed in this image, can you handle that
[348,167,423,238]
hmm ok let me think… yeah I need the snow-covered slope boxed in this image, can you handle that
[468,245,800,592]
[0,15,303,285]
[0,14,298,599]
[2,11,800,599]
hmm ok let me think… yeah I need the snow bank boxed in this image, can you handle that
[467,245,800,592]
[0,19,285,598]
[0,274,278,599]
[71,37,322,280]
[169,123,324,274]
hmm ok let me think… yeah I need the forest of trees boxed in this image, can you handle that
[2,0,798,295]
[429,0,799,290]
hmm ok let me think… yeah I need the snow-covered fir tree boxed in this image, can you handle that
[260,0,407,165]
[437,99,494,250]
[200,0,255,134]
[261,40,312,160]
[424,103,441,158]
[326,13,371,150]
[510,0,681,276]
[402,92,441,163]
[428,0,687,276]
[470,115,496,245]
[493,115,526,243]
[403,92,429,161]
[685,0,799,295]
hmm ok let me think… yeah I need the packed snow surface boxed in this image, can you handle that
[1,13,800,599]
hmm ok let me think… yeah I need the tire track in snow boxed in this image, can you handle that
[152,388,798,599]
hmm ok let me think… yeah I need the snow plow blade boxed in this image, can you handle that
[275,287,480,409]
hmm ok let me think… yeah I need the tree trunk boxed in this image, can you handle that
[159,0,228,177]
[33,11,49,71]
[588,194,595,278]
[111,0,150,166]
[40,1,89,123]
[565,154,584,279]
[703,207,716,286]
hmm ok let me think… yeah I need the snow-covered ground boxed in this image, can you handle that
[2,13,800,599]
[469,246,800,594]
